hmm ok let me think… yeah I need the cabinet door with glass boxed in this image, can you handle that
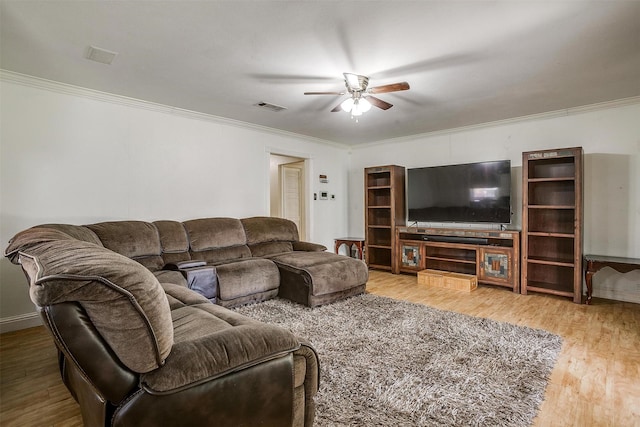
[399,241,424,271]
[479,247,512,285]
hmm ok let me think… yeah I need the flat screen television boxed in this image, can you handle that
[407,160,512,224]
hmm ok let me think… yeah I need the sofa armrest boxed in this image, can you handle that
[292,338,320,427]
[162,282,211,307]
[116,352,298,427]
[293,241,327,252]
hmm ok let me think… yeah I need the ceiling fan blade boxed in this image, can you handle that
[368,82,410,94]
[366,95,393,110]
[304,91,345,95]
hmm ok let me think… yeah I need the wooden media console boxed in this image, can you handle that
[395,226,520,292]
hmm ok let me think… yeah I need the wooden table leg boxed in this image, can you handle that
[335,239,365,260]
[585,270,594,305]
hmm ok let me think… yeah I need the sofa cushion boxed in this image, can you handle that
[140,301,298,393]
[184,218,247,251]
[269,252,369,296]
[242,217,301,257]
[242,216,299,244]
[184,218,252,263]
[154,220,191,265]
[215,259,280,302]
[15,239,173,374]
[88,221,164,271]
[37,224,103,246]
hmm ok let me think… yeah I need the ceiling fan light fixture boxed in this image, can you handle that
[341,98,354,112]
[342,97,371,116]
[359,97,372,113]
[341,96,372,118]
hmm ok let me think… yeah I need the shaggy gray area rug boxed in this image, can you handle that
[235,294,563,427]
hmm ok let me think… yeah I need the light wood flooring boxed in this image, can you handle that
[1,270,639,426]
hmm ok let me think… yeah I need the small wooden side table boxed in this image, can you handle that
[334,237,365,260]
[583,254,640,304]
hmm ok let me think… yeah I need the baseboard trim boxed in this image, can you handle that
[0,312,42,334]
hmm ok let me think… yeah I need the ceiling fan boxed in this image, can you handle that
[304,73,410,117]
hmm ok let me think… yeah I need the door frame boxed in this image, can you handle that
[266,148,313,241]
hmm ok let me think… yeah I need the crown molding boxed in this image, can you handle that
[3,69,638,151]
[0,69,348,150]
[357,95,640,149]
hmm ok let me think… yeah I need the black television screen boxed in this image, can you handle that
[407,160,512,224]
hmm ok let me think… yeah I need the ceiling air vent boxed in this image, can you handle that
[86,46,118,64]
[254,102,287,112]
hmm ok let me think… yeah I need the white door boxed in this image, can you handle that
[280,163,305,240]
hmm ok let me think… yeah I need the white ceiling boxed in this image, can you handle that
[1,1,639,146]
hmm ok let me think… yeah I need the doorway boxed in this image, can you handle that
[269,154,307,240]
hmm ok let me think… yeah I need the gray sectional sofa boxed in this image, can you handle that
[5,216,368,427]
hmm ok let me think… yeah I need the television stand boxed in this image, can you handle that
[395,226,520,292]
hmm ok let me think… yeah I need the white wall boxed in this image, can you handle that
[2,74,639,330]
[349,101,640,302]
[0,76,351,330]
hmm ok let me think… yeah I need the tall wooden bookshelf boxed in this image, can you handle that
[364,165,405,272]
[521,147,584,303]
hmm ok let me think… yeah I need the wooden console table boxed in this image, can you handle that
[583,255,640,304]
[335,237,365,260]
